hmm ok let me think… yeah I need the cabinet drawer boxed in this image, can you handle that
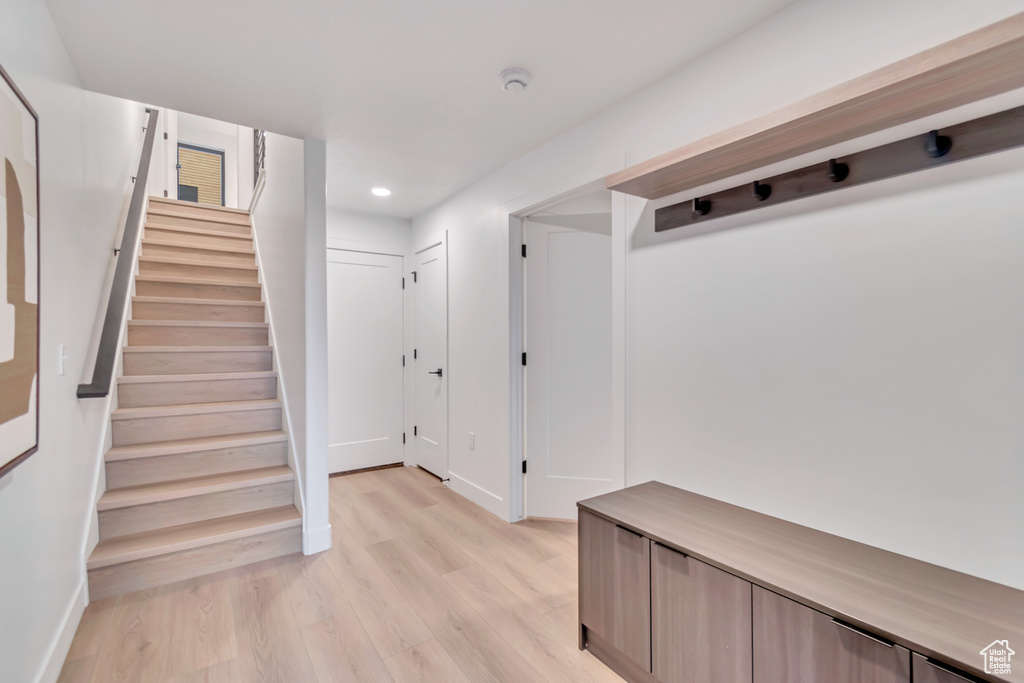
[912,653,984,683]
[753,586,910,683]
[579,510,651,672]
[652,543,752,683]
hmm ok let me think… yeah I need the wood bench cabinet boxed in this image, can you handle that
[578,482,1024,683]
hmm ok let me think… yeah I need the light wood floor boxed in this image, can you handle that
[58,465,622,682]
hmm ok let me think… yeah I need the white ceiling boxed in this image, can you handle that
[44,0,795,218]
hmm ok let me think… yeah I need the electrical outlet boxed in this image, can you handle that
[468,432,476,451]
[58,344,70,376]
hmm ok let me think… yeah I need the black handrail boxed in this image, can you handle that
[78,108,159,399]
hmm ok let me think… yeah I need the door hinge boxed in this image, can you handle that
[522,460,527,474]
[414,426,418,436]
[163,190,168,197]
[402,355,405,367]
[403,432,406,444]
[412,271,418,283]
[522,352,527,366]
[163,132,168,140]
[521,244,527,258]
[414,349,417,360]
[402,277,405,289]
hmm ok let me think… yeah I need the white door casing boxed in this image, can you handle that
[413,242,449,478]
[524,220,622,519]
[326,250,404,474]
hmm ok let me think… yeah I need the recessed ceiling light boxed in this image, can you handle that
[371,186,391,197]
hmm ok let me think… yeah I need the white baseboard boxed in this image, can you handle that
[35,579,87,683]
[303,522,333,555]
[447,471,507,520]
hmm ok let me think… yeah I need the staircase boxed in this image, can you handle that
[86,197,302,600]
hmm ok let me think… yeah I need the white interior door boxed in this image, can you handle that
[413,242,448,478]
[326,250,404,474]
[524,220,621,519]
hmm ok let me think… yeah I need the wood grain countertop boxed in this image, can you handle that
[579,482,1024,683]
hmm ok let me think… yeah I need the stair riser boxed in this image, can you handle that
[139,260,258,283]
[149,200,249,220]
[112,407,282,446]
[145,226,254,250]
[105,441,288,488]
[128,325,269,347]
[143,242,256,267]
[118,376,277,408]
[88,526,301,600]
[135,279,262,302]
[148,212,251,235]
[123,350,273,375]
[132,300,265,323]
[99,481,294,540]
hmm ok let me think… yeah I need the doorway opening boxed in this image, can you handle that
[177,142,225,206]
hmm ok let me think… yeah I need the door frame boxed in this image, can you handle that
[408,236,448,476]
[505,165,629,522]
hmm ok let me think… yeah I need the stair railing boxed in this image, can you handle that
[78,108,159,398]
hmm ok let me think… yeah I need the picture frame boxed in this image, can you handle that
[0,61,40,479]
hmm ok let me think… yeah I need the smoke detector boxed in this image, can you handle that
[500,68,532,93]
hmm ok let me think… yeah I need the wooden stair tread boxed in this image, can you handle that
[148,204,251,220]
[105,430,287,461]
[87,505,301,569]
[122,345,272,353]
[139,255,258,271]
[111,398,280,421]
[149,196,250,216]
[98,465,293,511]
[132,296,264,307]
[127,320,268,328]
[145,223,254,239]
[118,370,277,385]
[147,208,252,227]
[143,237,255,255]
[135,274,261,288]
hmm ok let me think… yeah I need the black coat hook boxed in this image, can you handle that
[926,129,952,158]
[828,159,849,183]
[692,197,711,216]
[752,180,771,201]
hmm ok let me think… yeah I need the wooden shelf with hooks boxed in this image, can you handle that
[607,12,1024,200]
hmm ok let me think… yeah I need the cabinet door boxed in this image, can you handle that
[652,543,752,683]
[752,586,910,683]
[912,653,982,683]
[579,510,651,671]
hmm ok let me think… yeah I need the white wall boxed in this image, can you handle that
[250,132,331,555]
[327,207,412,255]
[413,0,1024,589]
[302,137,331,554]
[0,1,153,681]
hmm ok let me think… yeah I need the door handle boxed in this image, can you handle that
[428,369,443,377]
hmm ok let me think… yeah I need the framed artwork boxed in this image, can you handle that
[0,62,40,479]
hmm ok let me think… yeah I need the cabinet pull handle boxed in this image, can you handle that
[615,524,642,538]
[922,658,976,682]
[830,618,894,648]
[653,541,687,557]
